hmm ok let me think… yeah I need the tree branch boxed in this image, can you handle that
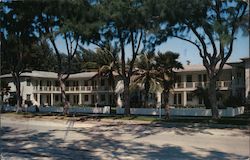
[135,30,143,55]
[128,30,138,77]
[185,21,208,55]
[172,35,204,59]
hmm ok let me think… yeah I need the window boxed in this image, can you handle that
[84,95,89,101]
[66,81,70,87]
[47,80,51,86]
[35,80,38,86]
[27,79,31,86]
[26,94,31,101]
[34,94,37,101]
[101,79,105,86]
[176,75,181,82]
[174,94,177,105]
[186,75,192,82]
[101,94,105,102]
[55,81,60,86]
[84,80,88,86]
[199,97,203,104]
[66,95,70,101]
[55,95,59,101]
[73,95,79,104]
[203,74,207,82]
[91,95,96,104]
[109,95,112,104]
[187,93,192,101]
[91,80,96,86]
[73,81,78,86]
[178,94,182,104]
[237,72,242,78]
[198,74,202,82]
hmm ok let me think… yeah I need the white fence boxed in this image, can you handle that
[116,106,245,117]
[1,105,245,117]
[1,106,110,114]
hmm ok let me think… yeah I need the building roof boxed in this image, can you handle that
[0,70,98,79]
[174,64,232,72]
[68,72,97,79]
[0,63,234,79]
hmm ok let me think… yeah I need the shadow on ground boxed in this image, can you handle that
[1,118,249,160]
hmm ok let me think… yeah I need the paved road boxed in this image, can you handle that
[1,114,249,160]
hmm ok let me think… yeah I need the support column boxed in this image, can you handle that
[156,91,162,118]
[183,91,187,106]
[117,93,122,107]
[37,80,40,91]
[156,92,161,108]
[51,93,54,106]
[37,93,40,106]
[96,93,100,104]
[79,93,82,105]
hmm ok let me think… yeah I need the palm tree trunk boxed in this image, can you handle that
[163,90,170,119]
[144,77,150,108]
[112,83,117,107]
[144,93,149,108]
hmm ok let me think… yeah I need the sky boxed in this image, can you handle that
[55,32,249,65]
[156,32,249,65]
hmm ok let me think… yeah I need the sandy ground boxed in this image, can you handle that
[1,114,250,160]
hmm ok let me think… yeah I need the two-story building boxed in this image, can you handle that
[1,57,249,107]
[168,63,245,107]
[0,71,116,107]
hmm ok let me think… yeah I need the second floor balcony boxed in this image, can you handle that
[33,85,112,92]
[174,81,232,90]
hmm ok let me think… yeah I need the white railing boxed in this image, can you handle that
[174,81,231,89]
[34,85,111,92]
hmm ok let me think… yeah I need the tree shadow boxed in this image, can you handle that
[1,120,249,160]
[1,126,99,159]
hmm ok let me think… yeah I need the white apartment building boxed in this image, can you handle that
[0,71,116,107]
[168,63,245,107]
[1,58,250,107]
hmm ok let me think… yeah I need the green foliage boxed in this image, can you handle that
[192,87,211,109]
[223,95,243,108]
[133,51,183,108]
[155,51,183,90]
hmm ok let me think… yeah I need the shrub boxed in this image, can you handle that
[223,95,243,108]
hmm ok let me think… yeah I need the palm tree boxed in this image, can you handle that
[155,51,183,119]
[97,45,119,106]
[133,52,162,108]
[193,86,210,108]
[193,86,223,109]
[85,44,120,107]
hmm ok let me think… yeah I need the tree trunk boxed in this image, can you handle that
[163,90,170,119]
[124,78,130,115]
[15,78,22,113]
[208,78,219,119]
[13,74,22,113]
[59,75,68,115]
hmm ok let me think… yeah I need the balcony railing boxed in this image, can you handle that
[174,81,231,89]
[34,85,112,92]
